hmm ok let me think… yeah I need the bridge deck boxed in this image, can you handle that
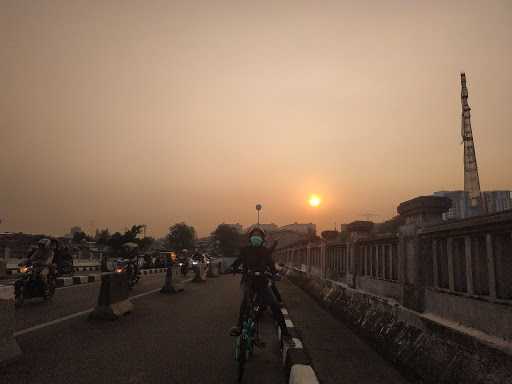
[3,274,286,384]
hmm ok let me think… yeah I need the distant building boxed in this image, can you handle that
[482,191,512,214]
[246,223,279,234]
[433,191,471,220]
[279,223,316,235]
[433,190,511,220]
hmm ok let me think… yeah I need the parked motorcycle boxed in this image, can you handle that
[114,258,140,289]
[14,261,56,307]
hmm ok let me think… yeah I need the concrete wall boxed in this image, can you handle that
[286,268,512,384]
[356,276,402,302]
[425,288,512,342]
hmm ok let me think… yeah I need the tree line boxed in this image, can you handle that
[72,222,244,258]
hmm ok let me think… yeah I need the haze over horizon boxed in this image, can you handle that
[2,0,511,238]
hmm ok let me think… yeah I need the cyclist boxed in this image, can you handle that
[229,227,293,344]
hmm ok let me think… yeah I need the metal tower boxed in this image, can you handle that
[460,72,483,212]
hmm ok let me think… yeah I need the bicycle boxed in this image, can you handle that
[234,270,273,383]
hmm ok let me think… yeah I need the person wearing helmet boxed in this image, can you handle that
[29,238,55,287]
[229,227,293,344]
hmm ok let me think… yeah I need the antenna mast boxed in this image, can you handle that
[460,73,483,213]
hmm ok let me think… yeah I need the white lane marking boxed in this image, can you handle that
[285,319,295,328]
[14,308,94,337]
[14,288,163,337]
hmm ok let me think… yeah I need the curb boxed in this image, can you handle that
[277,307,320,384]
[54,268,167,288]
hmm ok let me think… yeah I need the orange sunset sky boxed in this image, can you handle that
[1,0,511,237]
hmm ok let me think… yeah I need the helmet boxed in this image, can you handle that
[38,238,52,249]
[247,226,265,239]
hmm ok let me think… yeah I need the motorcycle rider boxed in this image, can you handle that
[28,238,55,288]
[229,227,293,344]
[122,243,140,283]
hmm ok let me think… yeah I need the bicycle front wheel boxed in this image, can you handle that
[237,338,246,382]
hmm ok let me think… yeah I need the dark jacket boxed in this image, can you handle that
[232,243,277,286]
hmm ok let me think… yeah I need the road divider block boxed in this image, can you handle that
[289,364,320,384]
[0,285,22,365]
[276,305,320,384]
[192,263,207,282]
[206,261,220,277]
[56,277,74,287]
[160,266,184,294]
[88,272,133,321]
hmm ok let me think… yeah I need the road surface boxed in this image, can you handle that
[3,274,286,384]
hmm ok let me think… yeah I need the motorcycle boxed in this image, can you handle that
[56,257,74,276]
[114,258,140,289]
[14,261,56,307]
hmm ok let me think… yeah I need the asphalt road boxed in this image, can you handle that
[2,274,286,384]
[279,279,415,384]
[14,272,170,332]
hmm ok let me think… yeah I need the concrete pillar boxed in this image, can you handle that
[320,242,326,279]
[447,237,455,291]
[486,233,497,299]
[387,244,393,281]
[432,239,439,288]
[397,195,451,312]
[465,236,474,295]
[375,245,380,279]
[306,244,311,274]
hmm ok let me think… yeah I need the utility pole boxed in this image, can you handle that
[460,73,484,213]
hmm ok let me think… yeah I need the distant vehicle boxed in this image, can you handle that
[14,261,56,307]
[114,258,140,289]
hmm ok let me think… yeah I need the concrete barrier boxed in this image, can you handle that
[275,305,319,384]
[289,365,320,384]
[0,285,22,365]
[192,262,207,282]
[88,272,133,321]
[160,266,184,294]
[206,261,220,277]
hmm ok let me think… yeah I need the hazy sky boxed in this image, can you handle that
[1,0,511,237]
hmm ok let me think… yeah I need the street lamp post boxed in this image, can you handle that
[256,204,262,225]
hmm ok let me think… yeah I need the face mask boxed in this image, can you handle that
[250,236,263,247]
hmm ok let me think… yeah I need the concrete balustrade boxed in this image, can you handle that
[275,195,512,384]
[0,285,22,365]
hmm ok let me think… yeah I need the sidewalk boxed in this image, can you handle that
[279,280,415,384]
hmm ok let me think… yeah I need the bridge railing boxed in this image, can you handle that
[275,196,512,341]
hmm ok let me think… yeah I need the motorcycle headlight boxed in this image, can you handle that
[115,267,124,273]
[19,266,29,273]
[192,261,198,265]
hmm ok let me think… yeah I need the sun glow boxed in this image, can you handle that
[308,194,321,207]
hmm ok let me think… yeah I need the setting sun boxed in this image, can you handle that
[308,194,322,207]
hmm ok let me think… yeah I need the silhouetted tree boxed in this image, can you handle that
[212,224,241,258]
[72,231,92,243]
[94,228,111,246]
[167,222,196,251]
